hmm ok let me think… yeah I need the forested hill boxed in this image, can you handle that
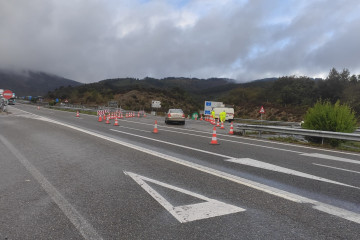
[0,69,82,96]
[47,68,360,121]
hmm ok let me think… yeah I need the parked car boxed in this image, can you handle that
[165,109,185,125]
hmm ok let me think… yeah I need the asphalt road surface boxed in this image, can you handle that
[0,104,359,239]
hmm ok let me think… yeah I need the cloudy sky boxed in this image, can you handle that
[1,0,360,83]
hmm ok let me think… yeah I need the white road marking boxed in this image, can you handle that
[124,171,245,223]
[313,163,360,174]
[119,118,360,157]
[301,153,360,165]
[15,106,360,157]
[12,109,360,224]
[110,128,232,158]
[112,124,304,154]
[226,158,359,189]
[0,135,103,240]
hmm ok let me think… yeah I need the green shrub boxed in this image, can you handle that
[302,100,357,146]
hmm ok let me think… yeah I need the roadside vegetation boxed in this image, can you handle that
[46,67,360,123]
[43,67,360,151]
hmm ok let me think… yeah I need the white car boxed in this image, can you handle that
[165,109,185,125]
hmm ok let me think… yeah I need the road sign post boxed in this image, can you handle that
[3,90,13,100]
[259,106,265,125]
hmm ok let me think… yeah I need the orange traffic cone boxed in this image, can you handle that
[37,106,40,110]
[143,112,147,117]
[76,111,80,117]
[106,115,110,124]
[210,126,219,145]
[220,121,225,129]
[229,122,234,135]
[114,117,119,126]
[216,119,220,127]
[200,115,203,121]
[98,115,102,122]
[138,112,140,117]
[153,120,158,133]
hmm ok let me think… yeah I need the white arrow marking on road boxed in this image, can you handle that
[124,171,245,223]
[300,153,360,165]
[226,158,359,189]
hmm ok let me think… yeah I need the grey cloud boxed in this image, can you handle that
[0,0,359,83]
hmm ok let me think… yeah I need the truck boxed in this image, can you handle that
[212,107,234,121]
[204,101,234,121]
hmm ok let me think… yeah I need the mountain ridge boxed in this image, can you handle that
[0,69,82,96]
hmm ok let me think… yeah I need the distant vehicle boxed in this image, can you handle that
[212,107,234,121]
[165,109,185,125]
[8,98,15,105]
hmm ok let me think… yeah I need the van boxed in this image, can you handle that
[212,107,234,121]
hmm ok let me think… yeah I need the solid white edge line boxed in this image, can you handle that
[12,108,360,224]
[0,135,103,240]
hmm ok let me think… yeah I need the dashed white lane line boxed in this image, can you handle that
[111,125,304,154]
[12,109,360,224]
[111,127,360,189]
[0,135,103,240]
[313,163,360,174]
[110,128,232,158]
[14,106,360,157]
[111,125,360,165]
[226,158,359,189]
[301,153,360,165]
[118,118,360,157]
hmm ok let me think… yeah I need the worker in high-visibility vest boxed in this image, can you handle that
[220,110,226,123]
[211,110,215,120]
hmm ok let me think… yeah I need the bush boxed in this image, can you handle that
[302,100,357,146]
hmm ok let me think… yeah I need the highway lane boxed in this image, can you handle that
[13,104,360,203]
[0,105,359,239]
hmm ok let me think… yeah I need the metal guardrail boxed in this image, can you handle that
[236,124,360,142]
[234,118,299,126]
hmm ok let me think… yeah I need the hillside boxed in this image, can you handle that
[0,69,82,96]
[45,68,360,122]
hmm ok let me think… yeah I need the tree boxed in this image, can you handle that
[340,68,350,82]
[350,74,358,84]
[317,68,346,103]
[302,100,357,146]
